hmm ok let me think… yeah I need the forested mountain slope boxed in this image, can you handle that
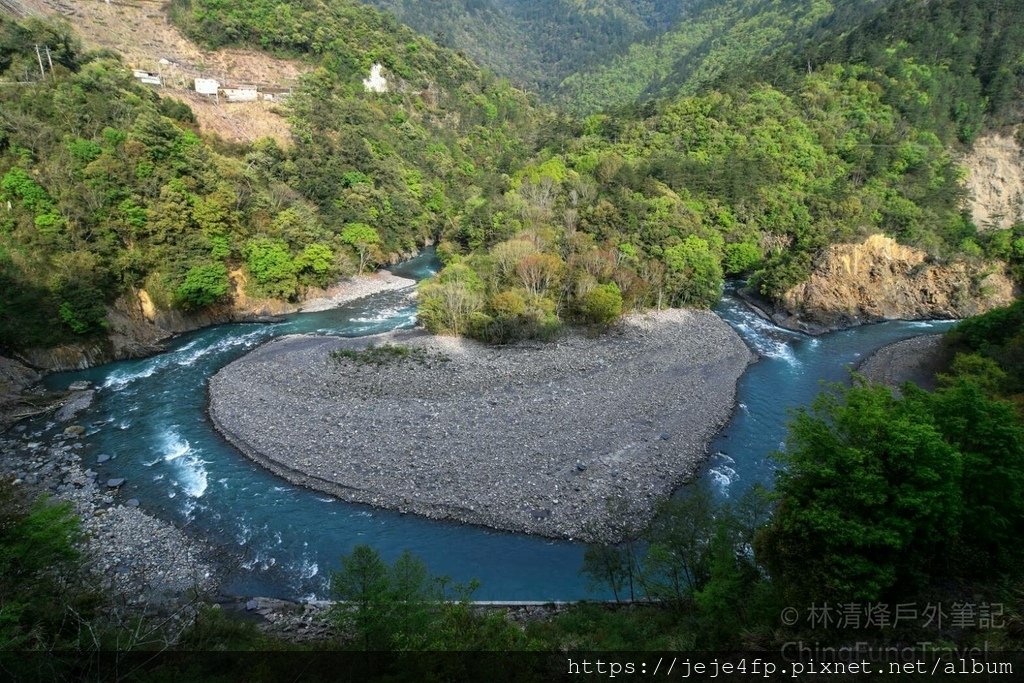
[419,69,1016,341]
[740,0,1024,143]
[557,0,1024,125]
[0,6,544,352]
[362,0,686,96]
[554,0,891,113]
[414,0,1024,341]
[2,0,1022,358]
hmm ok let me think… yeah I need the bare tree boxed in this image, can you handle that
[516,252,563,297]
[518,177,557,229]
[759,232,793,256]
[436,281,482,335]
[491,238,538,283]
[562,206,579,237]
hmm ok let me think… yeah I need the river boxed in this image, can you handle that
[15,250,955,601]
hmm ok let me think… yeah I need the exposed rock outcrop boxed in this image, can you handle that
[0,356,43,429]
[963,131,1024,230]
[770,234,1016,334]
[0,355,40,395]
[856,335,951,393]
[54,389,95,423]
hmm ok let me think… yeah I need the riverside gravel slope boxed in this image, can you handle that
[208,309,754,541]
[856,334,949,391]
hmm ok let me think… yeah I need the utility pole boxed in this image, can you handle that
[45,45,54,74]
[34,44,45,78]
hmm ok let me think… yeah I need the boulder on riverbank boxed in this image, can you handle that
[0,356,43,430]
[0,430,219,607]
[208,309,754,542]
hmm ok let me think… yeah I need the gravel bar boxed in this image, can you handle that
[295,270,416,313]
[856,334,950,392]
[208,309,754,541]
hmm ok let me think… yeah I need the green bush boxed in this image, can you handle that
[243,238,298,299]
[175,263,231,310]
[663,236,723,307]
[0,484,83,649]
[722,242,762,275]
[294,243,336,288]
[56,282,108,336]
[329,544,525,650]
[579,282,623,325]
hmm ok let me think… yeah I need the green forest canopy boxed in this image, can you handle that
[1,0,1022,351]
[0,7,544,348]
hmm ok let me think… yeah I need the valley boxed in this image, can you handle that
[0,0,1022,665]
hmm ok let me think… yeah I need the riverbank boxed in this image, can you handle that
[856,334,950,391]
[736,236,1015,335]
[293,270,415,313]
[208,308,754,542]
[1,417,220,608]
[0,272,420,601]
[13,270,417,373]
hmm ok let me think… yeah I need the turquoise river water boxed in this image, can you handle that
[17,250,954,600]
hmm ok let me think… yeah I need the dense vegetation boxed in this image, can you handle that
[4,0,1023,352]
[945,297,1024,411]
[557,0,888,113]
[364,0,685,97]
[558,0,1024,130]
[1,6,544,350]
[0,18,344,348]
[170,0,687,97]
[0,486,84,649]
[416,90,988,340]
[411,0,1024,342]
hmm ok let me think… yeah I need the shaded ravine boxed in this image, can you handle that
[9,261,955,601]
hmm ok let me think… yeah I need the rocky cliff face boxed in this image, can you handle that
[963,130,1024,230]
[770,234,1017,333]
[0,355,43,429]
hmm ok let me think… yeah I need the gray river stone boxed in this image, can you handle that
[55,390,95,423]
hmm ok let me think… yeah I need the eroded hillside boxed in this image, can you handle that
[21,0,306,143]
[964,131,1024,230]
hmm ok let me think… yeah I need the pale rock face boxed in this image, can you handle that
[138,289,157,322]
[780,234,1017,331]
[963,131,1024,230]
[362,63,388,93]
